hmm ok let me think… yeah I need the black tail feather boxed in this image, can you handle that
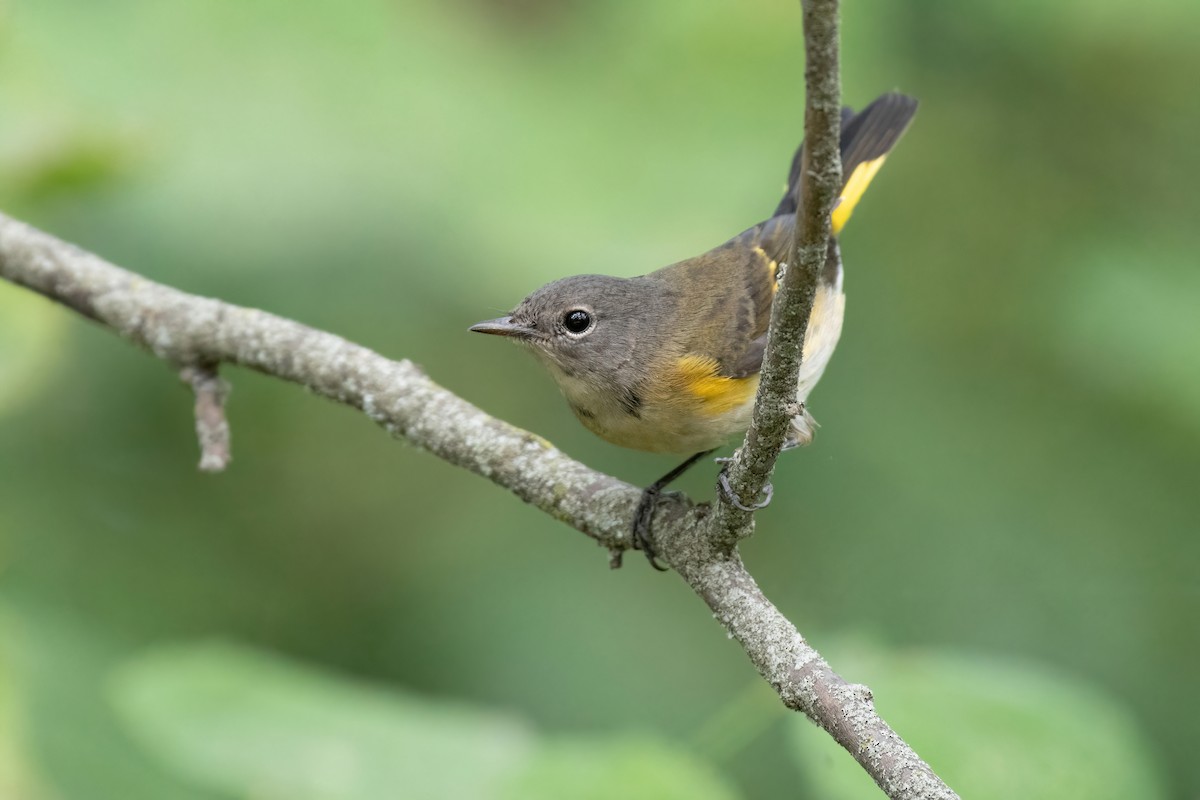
[773,92,918,218]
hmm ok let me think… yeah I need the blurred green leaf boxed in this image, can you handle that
[787,641,1168,800]
[111,642,743,799]
[111,641,536,800]
[500,737,743,800]
[1,129,141,203]
[5,604,215,800]
[0,284,67,417]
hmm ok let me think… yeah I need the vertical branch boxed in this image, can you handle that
[684,4,960,796]
[708,0,843,544]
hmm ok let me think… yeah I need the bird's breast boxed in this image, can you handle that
[548,356,757,454]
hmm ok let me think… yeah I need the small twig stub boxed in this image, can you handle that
[180,363,232,472]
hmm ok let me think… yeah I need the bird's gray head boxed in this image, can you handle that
[470,274,667,389]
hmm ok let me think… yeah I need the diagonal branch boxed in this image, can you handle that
[0,210,957,800]
[680,554,958,800]
[0,212,650,551]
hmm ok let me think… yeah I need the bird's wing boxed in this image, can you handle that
[707,216,791,379]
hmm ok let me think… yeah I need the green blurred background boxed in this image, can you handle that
[1,1,1196,798]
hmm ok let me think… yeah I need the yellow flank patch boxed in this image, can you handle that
[832,155,887,234]
[672,354,759,416]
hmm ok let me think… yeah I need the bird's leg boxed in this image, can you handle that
[708,402,813,512]
[631,449,715,571]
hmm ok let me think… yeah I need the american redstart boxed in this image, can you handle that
[472,92,918,569]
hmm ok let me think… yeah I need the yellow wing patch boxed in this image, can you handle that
[831,154,887,235]
[752,246,780,294]
[671,355,759,417]
[752,246,778,278]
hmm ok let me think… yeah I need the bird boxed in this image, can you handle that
[471,92,918,569]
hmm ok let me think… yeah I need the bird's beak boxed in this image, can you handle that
[468,316,534,339]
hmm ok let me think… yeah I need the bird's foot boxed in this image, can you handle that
[632,486,669,571]
[624,449,715,572]
[715,459,774,512]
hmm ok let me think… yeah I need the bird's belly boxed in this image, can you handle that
[797,279,846,401]
[578,398,754,455]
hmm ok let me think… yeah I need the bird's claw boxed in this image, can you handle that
[717,470,774,512]
[631,488,669,571]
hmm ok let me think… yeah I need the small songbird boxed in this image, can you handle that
[472,92,918,568]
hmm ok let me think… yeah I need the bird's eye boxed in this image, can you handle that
[562,309,592,335]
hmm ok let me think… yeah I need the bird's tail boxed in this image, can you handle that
[773,92,919,233]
